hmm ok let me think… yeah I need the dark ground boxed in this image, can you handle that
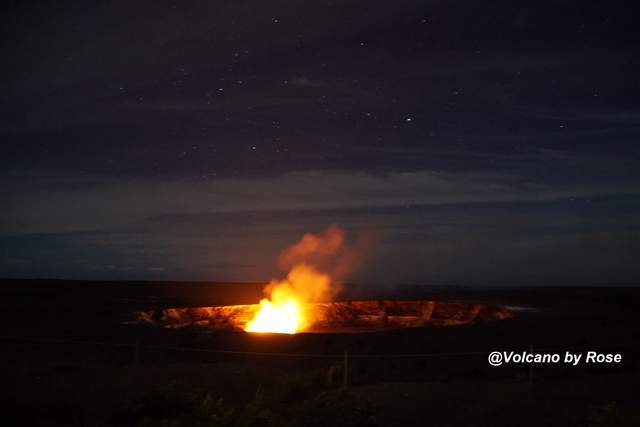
[1,279,639,426]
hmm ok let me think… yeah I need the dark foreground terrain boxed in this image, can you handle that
[2,279,639,426]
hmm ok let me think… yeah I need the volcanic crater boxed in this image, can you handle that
[135,299,514,333]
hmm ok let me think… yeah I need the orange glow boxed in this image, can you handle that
[244,298,301,334]
[136,299,515,332]
[245,226,345,334]
[244,264,332,333]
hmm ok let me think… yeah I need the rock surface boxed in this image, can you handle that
[135,300,514,332]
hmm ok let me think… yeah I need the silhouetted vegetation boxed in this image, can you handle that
[108,383,275,427]
[105,381,378,427]
[588,402,640,427]
[291,390,378,427]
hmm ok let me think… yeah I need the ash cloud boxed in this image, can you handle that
[271,225,376,301]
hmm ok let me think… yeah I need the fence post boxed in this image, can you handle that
[528,344,534,386]
[343,351,349,389]
[134,340,140,366]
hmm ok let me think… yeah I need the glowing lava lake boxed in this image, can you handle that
[135,299,514,334]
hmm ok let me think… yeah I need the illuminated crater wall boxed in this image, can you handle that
[135,300,514,333]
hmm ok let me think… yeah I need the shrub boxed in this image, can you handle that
[290,390,378,427]
[107,383,275,427]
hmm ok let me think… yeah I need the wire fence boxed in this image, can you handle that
[3,334,636,389]
[1,335,635,359]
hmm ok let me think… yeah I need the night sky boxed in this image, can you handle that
[2,0,640,285]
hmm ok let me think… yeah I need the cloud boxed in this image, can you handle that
[3,191,640,284]
[3,168,640,236]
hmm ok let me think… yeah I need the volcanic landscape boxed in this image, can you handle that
[3,278,639,427]
[136,299,514,332]
[3,226,639,426]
